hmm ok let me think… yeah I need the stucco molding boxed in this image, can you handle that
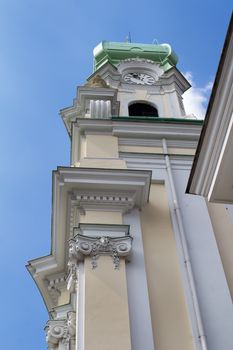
[72,118,201,142]
[66,224,131,291]
[69,233,132,270]
[71,189,135,214]
[45,311,76,350]
[117,59,164,84]
[60,86,119,135]
[27,168,150,311]
[46,273,67,305]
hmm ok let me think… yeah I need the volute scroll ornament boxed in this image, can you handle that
[45,312,76,350]
[69,234,133,269]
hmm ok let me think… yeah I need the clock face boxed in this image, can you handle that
[123,72,155,85]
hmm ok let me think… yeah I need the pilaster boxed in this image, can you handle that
[67,224,132,350]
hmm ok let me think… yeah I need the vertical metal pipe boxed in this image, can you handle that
[162,138,208,350]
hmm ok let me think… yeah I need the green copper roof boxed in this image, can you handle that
[111,116,203,125]
[93,41,178,72]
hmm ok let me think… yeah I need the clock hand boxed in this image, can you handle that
[131,77,143,84]
[138,74,144,80]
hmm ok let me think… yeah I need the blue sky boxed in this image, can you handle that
[0,1,232,349]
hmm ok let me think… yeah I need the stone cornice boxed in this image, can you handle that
[73,118,202,142]
[72,189,136,213]
[60,86,119,135]
[27,168,151,311]
[160,67,191,93]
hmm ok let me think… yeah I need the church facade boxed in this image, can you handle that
[27,40,233,350]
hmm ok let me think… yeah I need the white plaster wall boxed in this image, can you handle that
[123,209,155,350]
[173,168,233,350]
[123,153,233,350]
[117,88,183,117]
[225,203,233,222]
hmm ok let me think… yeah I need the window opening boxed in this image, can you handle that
[129,103,158,117]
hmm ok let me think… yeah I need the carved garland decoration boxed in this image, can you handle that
[69,234,132,270]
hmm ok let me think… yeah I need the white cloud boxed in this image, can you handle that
[183,72,213,119]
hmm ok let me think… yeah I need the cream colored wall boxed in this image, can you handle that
[74,133,127,168]
[74,132,131,349]
[77,158,126,169]
[140,183,194,350]
[80,135,86,160]
[80,210,122,225]
[206,201,233,301]
[79,210,131,350]
[84,256,131,350]
[73,128,195,169]
[58,289,70,306]
[86,135,119,158]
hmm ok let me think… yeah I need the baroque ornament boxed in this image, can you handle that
[66,241,79,292]
[85,74,108,88]
[121,57,158,65]
[69,234,132,269]
[47,275,66,305]
[45,312,76,350]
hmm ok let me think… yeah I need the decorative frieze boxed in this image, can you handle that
[66,191,135,248]
[69,233,132,269]
[45,312,76,350]
[73,190,135,213]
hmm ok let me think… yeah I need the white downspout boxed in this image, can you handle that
[162,138,208,350]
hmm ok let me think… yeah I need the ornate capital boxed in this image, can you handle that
[66,237,80,292]
[45,312,76,350]
[69,234,132,269]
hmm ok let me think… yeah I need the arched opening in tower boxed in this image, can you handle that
[128,102,159,117]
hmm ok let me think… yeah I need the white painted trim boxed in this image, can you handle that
[71,118,202,142]
[77,262,84,350]
[189,29,233,203]
[27,167,151,311]
[124,209,155,350]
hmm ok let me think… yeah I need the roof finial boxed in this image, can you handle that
[152,38,159,45]
[125,32,132,43]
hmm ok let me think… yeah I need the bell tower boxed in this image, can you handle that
[27,41,233,350]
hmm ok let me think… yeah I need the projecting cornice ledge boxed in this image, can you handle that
[27,167,151,312]
[55,167,151,208]
[73,118,202,141]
